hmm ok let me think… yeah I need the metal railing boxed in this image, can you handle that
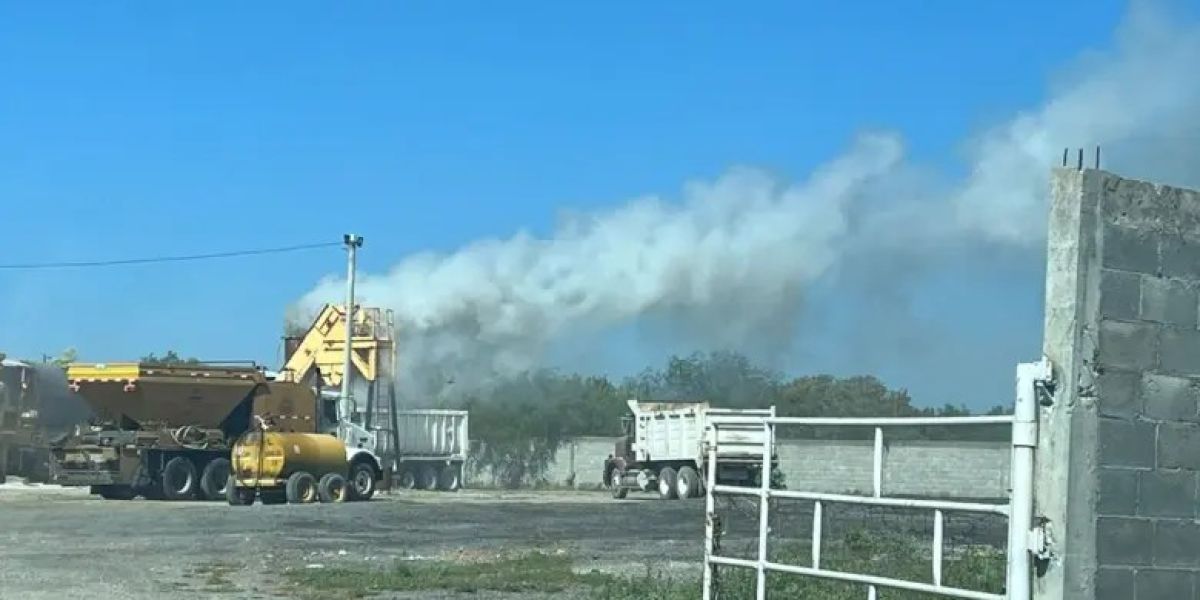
[702,359,1050,600]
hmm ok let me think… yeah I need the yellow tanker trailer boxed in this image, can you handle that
[228,429,353,505]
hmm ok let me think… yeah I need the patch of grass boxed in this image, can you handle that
[589,565,700,600]
[286,552,610,598]
[284,533,1006,600]
[592,531,1006,600]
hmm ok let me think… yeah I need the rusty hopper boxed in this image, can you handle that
[67,363,264,430]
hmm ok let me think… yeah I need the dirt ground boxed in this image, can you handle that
[0,481,1006,599]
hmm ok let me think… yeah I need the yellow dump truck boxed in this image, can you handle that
[51,362,383,502]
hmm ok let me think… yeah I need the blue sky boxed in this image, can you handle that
[0,1,1147,407]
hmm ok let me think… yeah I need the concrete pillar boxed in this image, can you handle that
[1038,168,1200,599]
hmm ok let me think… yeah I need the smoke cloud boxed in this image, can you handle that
[30,364,90,432]
[297,2,1200,398]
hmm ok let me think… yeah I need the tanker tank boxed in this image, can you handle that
[227,431,350,505]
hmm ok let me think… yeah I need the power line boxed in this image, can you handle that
[0,241,342,270]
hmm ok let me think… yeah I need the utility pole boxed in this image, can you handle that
[341,233,364,426]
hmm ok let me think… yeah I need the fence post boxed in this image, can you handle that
[703,424,720,600]
[755,421,772,600]
[1007,359,1047,600]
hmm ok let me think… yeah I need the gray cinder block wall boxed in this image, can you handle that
[1039,168,1200,600]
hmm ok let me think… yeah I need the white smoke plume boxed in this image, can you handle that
[953,1,1200,244]
[297,2,1200,397]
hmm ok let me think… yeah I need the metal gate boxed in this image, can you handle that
[702,359,1051,600]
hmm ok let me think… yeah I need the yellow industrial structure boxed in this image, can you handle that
[282,303,394,387]
[280,304,395,425]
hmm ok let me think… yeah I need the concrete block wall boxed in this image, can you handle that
[1039,168,1200,599]
[543,437,616,487]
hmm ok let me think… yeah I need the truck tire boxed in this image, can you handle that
[676,466,701,499]
[226,477,255,506]
[610,468,627,499]
[285,471,318,504]
[161,456,198,500]
[437,465,461,492]
[398,468,416,490]
[348,461,377,501]
[417,465,438,491]
[200,458,232,501]
[318,473,347,503]
[657,467,678,500]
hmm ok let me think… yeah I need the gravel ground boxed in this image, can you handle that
[0,481,1006,599]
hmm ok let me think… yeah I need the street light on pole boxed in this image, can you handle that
[341,233,363,426]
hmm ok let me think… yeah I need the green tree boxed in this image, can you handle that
[628,351,780,407]
[140,351,201,366]
[51,347,78,368]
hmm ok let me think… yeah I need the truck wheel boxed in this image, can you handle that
[286,471,318,504]
[657,467,678,500]
[200,458,232,501]
[318,473,347,503]
[161,456,198,500]
[418,465,438,491]
[610,468,628,499]
[676,466,701,499]
[226,477,255,506]
[398,468,416,490]
[348,461,377,501]
[437,465,461,492]
[636,470,653,492]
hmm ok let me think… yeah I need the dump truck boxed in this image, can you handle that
[603,399,778,500]
[392,409,469,491]
[50,362,384,501]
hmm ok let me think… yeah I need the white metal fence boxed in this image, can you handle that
[702,359,1050,600]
